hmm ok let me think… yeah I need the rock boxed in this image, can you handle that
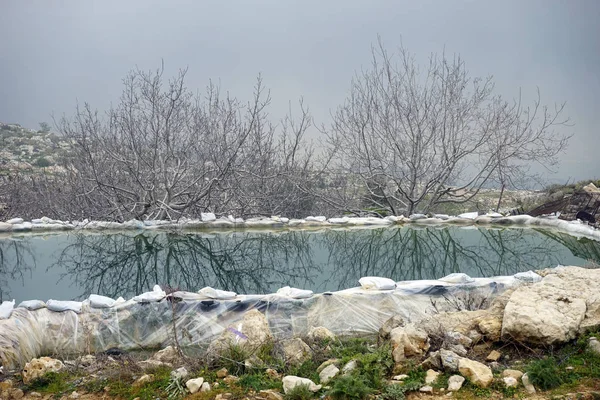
[0,380,13,391]
[68,391,80,399]
[77,354,96,367]
[200,382,211,392]
[589,337,600,355]
[458,358,493,388]
[440,349,461,372]
[502,266,600,344]
[447,375,465,391]
[421,351,442,370]
[425,369,440,384]
[341,360,358,375]
[445,331,473,348]
[266,368,280,379]
[466,329,484,344]
[29,392,42,398]
[150,345,180,364]
[215,394,232,400]
[501,369,524,380]
[420,385,433,393]
[137,359,172,370]
[392,374,409,381]
[185,377,205,394]
[22,357,65,384]
[133,374,154,387]
[503,377,519,388]
[10,389,24,399]
[390,324,430,363]
[281,338,312,366]
[478,317,502,342]
[223,375,239,385]
[170,366,189,380]
[489,361,501,371]
[317,359,340,373]
[307,326,335,343]
[207,310,273,360]
[259,389,284,400]
[217,368,228,378]
[319,364,339,384]
[522,373,536,394]
[446,344,468,357]
[379,315,405,343]
[282,376,321,394]
[486,350,501,361]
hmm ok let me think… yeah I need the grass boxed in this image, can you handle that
[284,383,315,400]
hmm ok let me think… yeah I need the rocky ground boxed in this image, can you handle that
[1,266,600,400]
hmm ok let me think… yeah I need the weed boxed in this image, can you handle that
[526,357,565,390]
[284,383,315,400]
[327,375,373,400]
[166,376,187,399]
[238,372,282,391]
[24,371,76,394]
[381,381,422,400]
[287,359,320,383]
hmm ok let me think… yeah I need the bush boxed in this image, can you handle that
[526,357,564,390]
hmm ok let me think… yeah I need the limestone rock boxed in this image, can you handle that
[170,366,189,380]
[379,315,405,343]
[186,377,205,394]
[22,357,65,384]
[501,369,524,380]
[486,350,501,361]
[223,375,239,385]
[10,388,24,399]
[266,368,281,379]
[281,338,312,366]
[390,324,430,363]
[589,337,600,355]
[447,375,465,391]
[458,358,493,388]
[445,343,468,357]
[207,310,273,360]
[259,389,284,400]
[133,374,154,387]
[68,391,80,399]
[138,359,172,370]
[445,331,473,348]
[440,349,461,372]
[200,381,211,392]
[503,376,519,388]
[307,326,335,343]
[317,359,340,373]
[421,351,442,370]
[522,373,536,394]
[282,376,321,394]
[341,360,358,375]
[150,345,180,364]
[478,316,502,342]
[425,369,440,384]
[319,364,339,384]
[217,368,228,378]
[420,385,433,393]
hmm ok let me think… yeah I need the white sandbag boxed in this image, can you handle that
[89,294,116,308]
[0,300,15,319]
[409,214,427,221]
[513,270,543,283]
[438,273,475,284]
[6,218,24,224]
[458,212,479,219]
[198,287,237,300]
[358,277,396,290]
[17,300,46,310]
[276,286,314,299]
[305,216,327,222]
[201,212,216,222]
[47,299,83,313]
[133,285,166,303]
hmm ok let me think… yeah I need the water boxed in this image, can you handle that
[1,225,599,302]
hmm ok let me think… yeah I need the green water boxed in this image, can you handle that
[1,225,598,302]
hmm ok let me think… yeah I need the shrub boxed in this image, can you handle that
[284,383,314,400]
[526,357,564,390]
[327,375,373,400]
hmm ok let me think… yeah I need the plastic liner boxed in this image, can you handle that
[0,274,519,369]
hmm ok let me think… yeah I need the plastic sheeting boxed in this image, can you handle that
[0,273,522,369]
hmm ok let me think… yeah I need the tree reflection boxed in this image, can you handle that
[0,238,35,301]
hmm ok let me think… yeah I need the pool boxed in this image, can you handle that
[1,225,599,302]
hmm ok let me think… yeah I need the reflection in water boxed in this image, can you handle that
[1,226,599,301]
[0,239,34,301]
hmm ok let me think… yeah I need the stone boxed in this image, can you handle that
[446,344,468,357]
[77,354,96,367]
[244,354,264,369]
[478,317,502,342]
[282,376,321,394]
[319,364,339,384]
[420,385,433,393]
[447,375,465,391]
[392,374,409,381]
[589,337,600,355]
[317,359,340,373]
[29,392,42,398]
[281,338,312,366]
[421,351,442,370]
[217,368,228,378]
[486,350,501,361]
[489,361,501,371]
[458,358,493,388]
[10,389,24,399]
[22,357,65,384]
[215,394,232,400]
[502,266,600,344]
[307,326,335,343]
[522,373,536,394]
[341,360,358,375]
[185,377,204,394]
[379,315,405,343]
[0,380,13,391]
[207,310,274,360]
[223,375,239,385]
[200,382,211,392]
[137,359,172,370]
[68,391,80,399]
[390,324,430,363]
[133,374,154,387]
[425,369,440,384]
[503,376,519,388]
[501,369,524,380]
[259,389,284,400]
[266,368,280,379]
[440,349,461,372]
[150,345,180,364]
[170,366,189,380]
[445,331,473,348]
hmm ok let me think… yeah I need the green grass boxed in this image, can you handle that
[24,371,78,395]
[284,383,315,400]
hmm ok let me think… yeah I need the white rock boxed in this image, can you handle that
[447,375,465,391]
[207,309,273,359]
[440,349,461,372]
[282,376,321,394]
[281,338,312,366]
[185,377,204,394]
[501,369,524,380]
[22,357,65,384]
[458,358,493,388]
[522,373,536,394]
[307,326,335,343]
[425,369,440,384]
[503,376,519,388]
[170,366,189,380]
[589,337,600,355]
[420,385,433,393]
[319,364,339,384]
[390,324,430,363]
[200,382,211,392]
[341,360,358,375]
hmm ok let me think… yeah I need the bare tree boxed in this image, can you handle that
[325,38,570,216]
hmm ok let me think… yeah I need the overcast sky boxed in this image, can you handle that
[1,0,598,183]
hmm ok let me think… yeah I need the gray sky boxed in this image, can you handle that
[1,0,598,183]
